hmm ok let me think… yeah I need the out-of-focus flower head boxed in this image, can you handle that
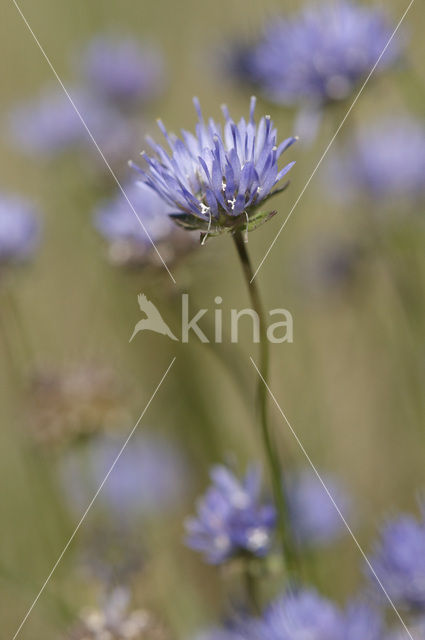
[385,619,425,640]
[296,235,365,298]
[132,97,297,242]
[231,2,401,110]
[29,364,126,449]
[327,116,425,204]
[80,34,165,108]
[67,587,168,640]
[185,464,276,565]
[196,593,383,640]
[369,507,425,610]
[195,628,247,640]
[94,181,198,267]
[343,599,384,640]
[0,194,40,266]
[8,87,134,161]
[251,588,343,640]
[285,469,352,548]
[60,432,189,519]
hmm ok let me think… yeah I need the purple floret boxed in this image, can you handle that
[185,465,276,564]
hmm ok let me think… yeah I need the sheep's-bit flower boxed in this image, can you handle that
[67,587,168,640]
[386,619,425,640]
[81,35,165,107]
[369,509,425,610]
[327,116,425,203]
[197,593,383,640]
[60,433,189,518]
[94,181,197,267]
[9,88,133,160]
[343,599,383,640]
[29,365,125,448]
[0,194,40,266]
[185,465,276,564]
[132,97,296,242]
[252,589,343,640]
[232,2,401,109]
[285,469,352,548]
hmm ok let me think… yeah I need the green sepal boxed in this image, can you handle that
[245,209,278,232]
[169,213,211,232]
[170,180,291,241]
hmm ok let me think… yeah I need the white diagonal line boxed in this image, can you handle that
[11,357,176,640]
[11,0,176,285]
[251,0,415,283]
[250,356,415,640]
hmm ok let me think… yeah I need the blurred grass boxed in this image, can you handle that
[1,0,425,638]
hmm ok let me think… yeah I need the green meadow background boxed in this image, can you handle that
[1,0,424,637]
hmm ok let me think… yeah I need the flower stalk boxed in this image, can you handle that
[233,230,296,579]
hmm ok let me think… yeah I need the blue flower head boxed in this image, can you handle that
[369,508,425,611]
[9,88,133,160]
[132,97,297,242]
[327,116,425,204]
[185,465,276,564]
[386,619,425,640]
[0,194,41,265]
[343,599,383,640]
[60,433,189,519]
[81,34,165,107]
[286,469,352,548]
[94,181,198,266]
[253,589,343,640]
[196,593,381,640]
[233,1,401,109]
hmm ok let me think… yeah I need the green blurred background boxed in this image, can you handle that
[1,0,425,638]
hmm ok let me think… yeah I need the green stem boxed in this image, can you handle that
[244,560,260,614]
[232,231,296,579]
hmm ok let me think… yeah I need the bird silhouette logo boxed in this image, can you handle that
[129,294,179,342]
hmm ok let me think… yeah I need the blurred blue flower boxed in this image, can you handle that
[252,589,343,640]
[369,509,425,610]
[327,116,425,203]
[185,465,276,564]
[386,619,425,640]
[297,237,364,297]
[94,181,197,266]
[233,2,401,110]
[343,599,383,640]
[80,35,165,108]
[0,194,40,265]
[196,594,383,640]
[195,628,247,640]
[132,97,296,240]
[8,88,134,160]
[60,432,189,519]
[286,469,352,548]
